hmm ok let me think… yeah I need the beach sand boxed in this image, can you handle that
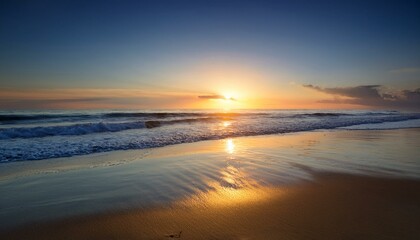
[1,129,420,239]
[2,173,420,240]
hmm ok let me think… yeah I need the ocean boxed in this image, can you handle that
[1,109,420,162]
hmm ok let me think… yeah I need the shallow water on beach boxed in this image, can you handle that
[1,109,419,162]
[0,128,419,229]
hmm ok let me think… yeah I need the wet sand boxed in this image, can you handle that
[1,129,420,239]
[2,173,420,240]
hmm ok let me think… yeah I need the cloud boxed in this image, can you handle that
[303,84,420,110]
[0,97,126,109]
[303,84,383,99]
[198,94,225,99]
[0,88,201,109]
[198,94,236,100]
[389,67,420,74]
[43,97,112,103]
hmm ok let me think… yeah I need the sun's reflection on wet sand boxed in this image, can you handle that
[179,180,274,209]
[180,137,271,208]
[222,138,248,188]
[226,138,235,154]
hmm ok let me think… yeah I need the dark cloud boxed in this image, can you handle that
[303,85,382,99]
[303,84,420,110]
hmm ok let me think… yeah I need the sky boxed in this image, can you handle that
[0,0,419,110]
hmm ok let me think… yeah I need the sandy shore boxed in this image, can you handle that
[2,173,420,240]
[1,129,419,239]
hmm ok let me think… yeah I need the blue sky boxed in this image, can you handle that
[0,0,419,109]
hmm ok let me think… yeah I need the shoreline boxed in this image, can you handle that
[2,127,419,181]
[1,128,419,238]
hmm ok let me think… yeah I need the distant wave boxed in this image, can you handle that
[0,114,91,122]
[294,111,399,118]
[297,112,349,117]
[0,117,221,139]
[104,112,203,118]
[0,112,418,140]
[0,121,146,139]
[0,112,255,124]
[0,111,398,124]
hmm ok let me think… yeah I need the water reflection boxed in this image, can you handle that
[222,121,231,128]
[226,138,235,154]
[182,161,269,208]
[223,138,241,188]
[222,138,250,189]
[212,120,234,133]
[181,181,272,208]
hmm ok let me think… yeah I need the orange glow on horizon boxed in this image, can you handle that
[0,56,368,110]
[0,66,372,111]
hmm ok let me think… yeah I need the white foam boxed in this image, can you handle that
[340,119,420,130]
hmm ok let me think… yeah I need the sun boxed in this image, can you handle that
[197,91,244,109]
[224,94,232,100]
[219,93,237,111]
[223,92,237,101]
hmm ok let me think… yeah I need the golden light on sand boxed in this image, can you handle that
[179,180,272,209]
[179,160,272,208]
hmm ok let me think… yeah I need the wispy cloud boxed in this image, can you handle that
[0,88,198,109]
[389,67,420,74]
[198,94,236,100]
[198,94,225,99]
[303,84,420,110]
[0,97,142,109]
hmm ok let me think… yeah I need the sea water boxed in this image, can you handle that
[1,109,420,162]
